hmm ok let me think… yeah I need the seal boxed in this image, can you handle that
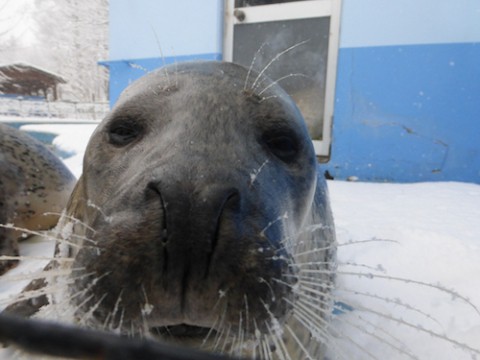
[0,124,76,275]
[2,63,479,360]
[7,61,336,359]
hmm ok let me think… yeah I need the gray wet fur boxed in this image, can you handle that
[15,61,336,359]
[0,124,75,274]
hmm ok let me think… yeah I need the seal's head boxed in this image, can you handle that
[61,61,334,355]
[0,123,75,274]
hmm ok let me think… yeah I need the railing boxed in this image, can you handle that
[0,97,109,120]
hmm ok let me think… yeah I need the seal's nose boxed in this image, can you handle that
[145,181,241,284]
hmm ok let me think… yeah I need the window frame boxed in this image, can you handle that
[223,0,342,160]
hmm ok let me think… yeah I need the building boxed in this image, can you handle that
[0,63,66,101]
[102,0,480,183]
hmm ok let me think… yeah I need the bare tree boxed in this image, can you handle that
[35,0,109,102]
[0,0,109,102]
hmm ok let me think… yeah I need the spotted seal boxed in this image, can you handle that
[6,61,337,359]
[0,124,75,275]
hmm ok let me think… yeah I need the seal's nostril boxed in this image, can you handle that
[223,190,241,212]
[146,182,168,244]
[205,189,241,279]
[159,193,168,244]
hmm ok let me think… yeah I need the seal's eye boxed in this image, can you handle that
[107,120,143,146]
[263,131,300,163]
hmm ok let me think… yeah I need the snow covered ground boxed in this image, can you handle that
[328,180,480,359]
[1,123,479,359]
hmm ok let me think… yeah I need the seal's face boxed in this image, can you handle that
[65,62,320,347]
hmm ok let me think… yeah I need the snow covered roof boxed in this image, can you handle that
[0,62,66,84]
[0,62,66,100]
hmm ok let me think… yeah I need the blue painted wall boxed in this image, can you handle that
[105,0,223,104]
[326,0,480,183]
[339,0,480,47]
[106,0,480,183]
[327,43,480,182]
[109,0,223,60]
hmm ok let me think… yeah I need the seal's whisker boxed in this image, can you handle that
[0,255,73,263]
[200,314,221,350]
[259,337,270,360]
[286,276,338,308]
[78,293,107,326]
[261,300,291,360]
[210,302,229,352]
[1,283,61,308]
[338,261,388,273]
[291,301,363,360]
[287,298,331,338]
[232,311,245,357]
[297,271,479,338]
[249,159,269,186]
[294,259,387,275]
[66,281,95,307]
[316,282,480,358]
[44,212,96,233]
[329,320,382,360]
[259,212,288,239]
[258,73,308,96]
[0,269,99,309]
[282,239,337,256]
[258,95,278,103]
[53,232,98,249]
[127,61,148,73]
[36,270,93,312]
[250,39,310,91]
[0,224,56,241]
[228,333,238,357]
[337,237,400,247]
[332,308,419,359]
[128,319,136,338]
[140,285,154,317]
[252,319,260,359]
[276,277,334,305]
[170,47,179,88]
[103,289,124,332]
[219,323,233,354]
[243,294,250,342]
[58,232,98,247]
[139,286,154,337]
[288,268,338,281]
[296,268,480,315]
[199,293,227,350]
[284,323,315,360]
[299,279,444,328]
[151,26,171,86]
[262,299,296,359]
[256,335,265,360]
[211,326,224,353]
[0,267,74,284]
[54,271,110,319]
[84,199,114,223]
[299,222,336,234]
[336,298,480,356]
[289,259,335,268]
[117,308,126,335]
[257,277,276,302]
[269,323,292,360]
[244,41,268,91]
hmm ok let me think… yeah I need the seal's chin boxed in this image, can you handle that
[150,324,216,347]
[151,324,214,338]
